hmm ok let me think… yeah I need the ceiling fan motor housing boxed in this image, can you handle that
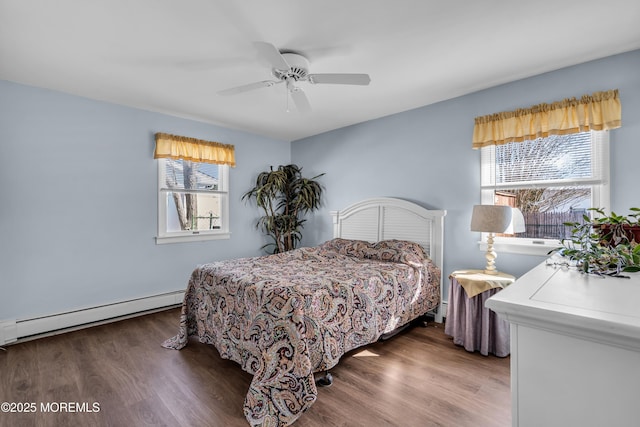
[274,53,310,81]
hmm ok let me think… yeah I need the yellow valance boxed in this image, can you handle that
[154,132,236,167]
[472,89,621,149]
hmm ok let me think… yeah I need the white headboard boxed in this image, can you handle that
[330,197,446,322]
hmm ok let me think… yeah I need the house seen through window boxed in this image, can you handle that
[481,130,610,243]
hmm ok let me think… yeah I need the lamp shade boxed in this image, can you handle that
[470,205,512,233]
[504,207,526,234]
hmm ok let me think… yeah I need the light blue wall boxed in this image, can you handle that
[292,50,640,283]
[2,50,638,321]
[0,80,290,320]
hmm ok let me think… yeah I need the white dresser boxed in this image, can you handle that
[486,262,640,427]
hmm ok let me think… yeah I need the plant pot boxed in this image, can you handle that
[595,224,640,246]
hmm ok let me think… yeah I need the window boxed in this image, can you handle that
[153,132,234,244]
[156,158,230,244]
[480,131,610,255]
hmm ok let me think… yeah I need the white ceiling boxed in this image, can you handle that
[2,1,639,142]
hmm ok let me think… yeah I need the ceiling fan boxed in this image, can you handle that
[217,42,371,112]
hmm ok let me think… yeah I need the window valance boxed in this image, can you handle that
[154,132,236,167]
[472,89,621,149]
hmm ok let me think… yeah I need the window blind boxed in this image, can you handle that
[162,158,220,192]
[481,131,606,190]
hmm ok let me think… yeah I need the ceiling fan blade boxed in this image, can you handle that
[308,73,371,85]
[289,87,311,113]
[217,80,280,96]
[253,41,290,70]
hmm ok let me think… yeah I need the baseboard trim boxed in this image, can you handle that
[2,293,447,345]
[3,290,184,345]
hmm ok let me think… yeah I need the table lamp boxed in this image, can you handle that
[470,205,522,274]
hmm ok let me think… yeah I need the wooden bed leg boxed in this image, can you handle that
[316,371,333,387]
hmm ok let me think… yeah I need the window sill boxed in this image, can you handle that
[156,232,231,245]
[478,238,562,257]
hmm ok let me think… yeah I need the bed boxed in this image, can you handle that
[162,197,446,426]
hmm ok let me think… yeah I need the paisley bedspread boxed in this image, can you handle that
[162,238,440,426]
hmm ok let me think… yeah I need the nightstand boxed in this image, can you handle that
[444,269,514,357]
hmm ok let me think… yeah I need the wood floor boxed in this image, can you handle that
[0,308,510,427]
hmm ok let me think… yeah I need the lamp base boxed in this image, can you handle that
[483,233,499,275]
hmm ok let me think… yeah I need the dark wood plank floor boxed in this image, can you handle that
[0,308,510,427]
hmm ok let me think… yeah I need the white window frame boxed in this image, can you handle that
[478,131,610,256]
[156,159,231,244]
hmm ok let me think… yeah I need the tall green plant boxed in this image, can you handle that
[243,164,324,253]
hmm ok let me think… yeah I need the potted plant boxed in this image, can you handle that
[590,207,640,246]
[554,208,640,277]
[243,164,324,253]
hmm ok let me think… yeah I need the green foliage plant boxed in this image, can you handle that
[554,208,640,277]
[243,164,324,254]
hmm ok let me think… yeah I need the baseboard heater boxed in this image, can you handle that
[1,294,447,346]
[0,290,185,346]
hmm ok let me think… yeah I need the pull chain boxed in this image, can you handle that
[285,78,291,113]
